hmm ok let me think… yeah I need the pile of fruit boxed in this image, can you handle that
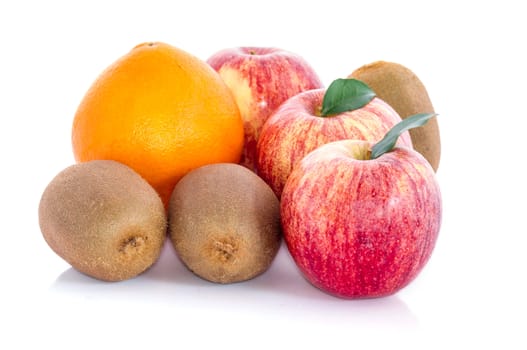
[38,42,442,299]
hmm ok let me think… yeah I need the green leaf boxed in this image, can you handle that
[320,78,376,117]
[370,113,438,159]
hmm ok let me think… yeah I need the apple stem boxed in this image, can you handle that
[370,113,438,159]
[314,105,323,117]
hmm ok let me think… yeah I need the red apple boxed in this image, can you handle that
[256,88,412,198]
[280,138,442,299]
[207,47,323,171]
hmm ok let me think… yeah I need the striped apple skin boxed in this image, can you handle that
[207,47,323,172]
[280,140,441,299]
[256,89,412,198]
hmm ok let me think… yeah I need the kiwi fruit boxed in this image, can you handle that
[168,163,281,284]
[349,61,441,171]
[39,160,167,282]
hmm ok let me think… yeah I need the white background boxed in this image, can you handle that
[1,1,526,349]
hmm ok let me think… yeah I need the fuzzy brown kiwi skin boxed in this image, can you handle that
[168,163,281,284]
[350,61,441,172]
[38,160,167,282]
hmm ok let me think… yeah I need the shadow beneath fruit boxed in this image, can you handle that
[140,239,224,289]
[49,266,135,299]
[237,244,420,327]
[49,240,204,291]
[53,267,99,284]
[143,240,324,296]
[244,243,324,298]
[50,242,419,328]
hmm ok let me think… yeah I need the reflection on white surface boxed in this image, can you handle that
[34,242,422,350]
[49,242,419,329]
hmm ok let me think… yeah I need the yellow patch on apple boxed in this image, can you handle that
[217,67,253,123]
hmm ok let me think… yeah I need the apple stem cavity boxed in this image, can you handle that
[320,78,376,117]
[370,113,438,159]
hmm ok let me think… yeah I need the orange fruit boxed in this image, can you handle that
[72,42,244,207]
